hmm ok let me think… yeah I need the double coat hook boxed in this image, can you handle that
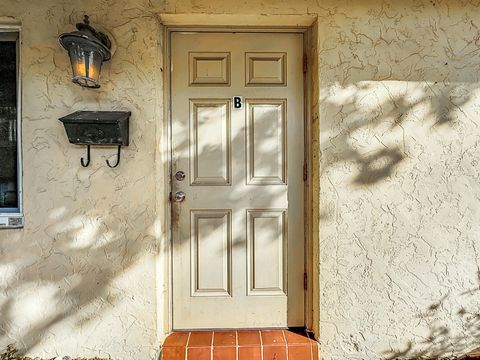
[80,145,122,168]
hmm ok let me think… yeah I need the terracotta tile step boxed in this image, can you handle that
[162,329,318,360]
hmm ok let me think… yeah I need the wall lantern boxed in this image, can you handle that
[59,15,111,88]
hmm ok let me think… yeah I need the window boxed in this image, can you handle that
[0,30,22,227]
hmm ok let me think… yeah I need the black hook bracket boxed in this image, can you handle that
[81,145,91,167]
[79,144,122,168]
[106,145,121,168]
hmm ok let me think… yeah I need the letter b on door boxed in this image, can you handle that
[233,96,243,109]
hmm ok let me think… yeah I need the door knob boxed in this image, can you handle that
[175,170,186,181]
[174,191,186,202]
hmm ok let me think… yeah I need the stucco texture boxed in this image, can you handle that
[0,1,163,359]
[0,0,479,359]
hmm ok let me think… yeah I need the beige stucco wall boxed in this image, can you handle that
[0,1,479,359]
[0,2,164,359]
[317,2,480,358]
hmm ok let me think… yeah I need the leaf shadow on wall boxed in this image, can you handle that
[382,272,480,360]
[0,183,157,356]
[319,81,476,187]
[318,79,480,358]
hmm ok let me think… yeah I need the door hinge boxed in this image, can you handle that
[303,163,308,181]
[303,54,308,74]
[169,191,172,202]
[304,272,308,290]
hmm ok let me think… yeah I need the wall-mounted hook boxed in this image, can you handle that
[81,145,91,167]
[106,145,121,168]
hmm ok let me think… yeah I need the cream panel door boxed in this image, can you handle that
[171,32,304,329]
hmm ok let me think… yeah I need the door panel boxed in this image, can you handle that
[190,209,232,297]
[246,52,286,85]
[246,99,287,185]
[189,99,231,186]
[189,52,231,86]
[171,32,304,329]
[247,209,287,296]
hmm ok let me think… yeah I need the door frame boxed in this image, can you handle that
[162,24,317,334]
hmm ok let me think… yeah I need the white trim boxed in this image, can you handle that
[0,24,21,32]
[0,25,23,226]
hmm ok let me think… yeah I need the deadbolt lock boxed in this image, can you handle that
[175,170,186,181]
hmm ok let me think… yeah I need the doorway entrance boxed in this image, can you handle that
[170,31,305,329]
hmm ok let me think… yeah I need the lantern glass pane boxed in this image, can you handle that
[67,43,103,88]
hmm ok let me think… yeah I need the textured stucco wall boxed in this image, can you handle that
[0,1,164,359]
[0,0,479,359]
[316,2,480,358]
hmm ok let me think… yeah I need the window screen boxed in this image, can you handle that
[0,33,19,212]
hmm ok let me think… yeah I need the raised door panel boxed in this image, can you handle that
[191,209,232,297]
[189,99,231,186]
[246,99,287,185]
[189,52,231,86]
[247,209,287,296]
[246,52,287,86]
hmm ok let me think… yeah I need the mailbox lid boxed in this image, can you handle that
[59,111,130,146]
[59,110,131,124]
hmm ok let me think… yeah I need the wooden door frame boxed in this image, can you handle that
[162,23,318,336]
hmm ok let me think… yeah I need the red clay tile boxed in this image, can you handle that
[264,345,287,360]
[213,346,236,360]
[284,330,311,345]
[163,346,186,360]
[238,346,262,360]
[261,330,286,346]
[188,331,213,347]
[213,331,236,346]
[238,330,261,346]
[163,332,190,347]
[187,346,211,360]
[288,345,312,360]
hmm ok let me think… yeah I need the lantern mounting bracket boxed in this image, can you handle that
[75,15,112,50]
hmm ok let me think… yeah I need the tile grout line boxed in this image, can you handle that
[235,330,238,360]
[185,332,192,360]
[259,330,264,360]
[211,331,215,360]
[281,329,289,360]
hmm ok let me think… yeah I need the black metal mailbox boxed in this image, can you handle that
[59,111,130,168]
[59,111,130,145]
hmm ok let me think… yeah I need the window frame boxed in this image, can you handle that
[0,26,23,227]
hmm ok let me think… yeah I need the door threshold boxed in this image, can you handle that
[162,328,318,360]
